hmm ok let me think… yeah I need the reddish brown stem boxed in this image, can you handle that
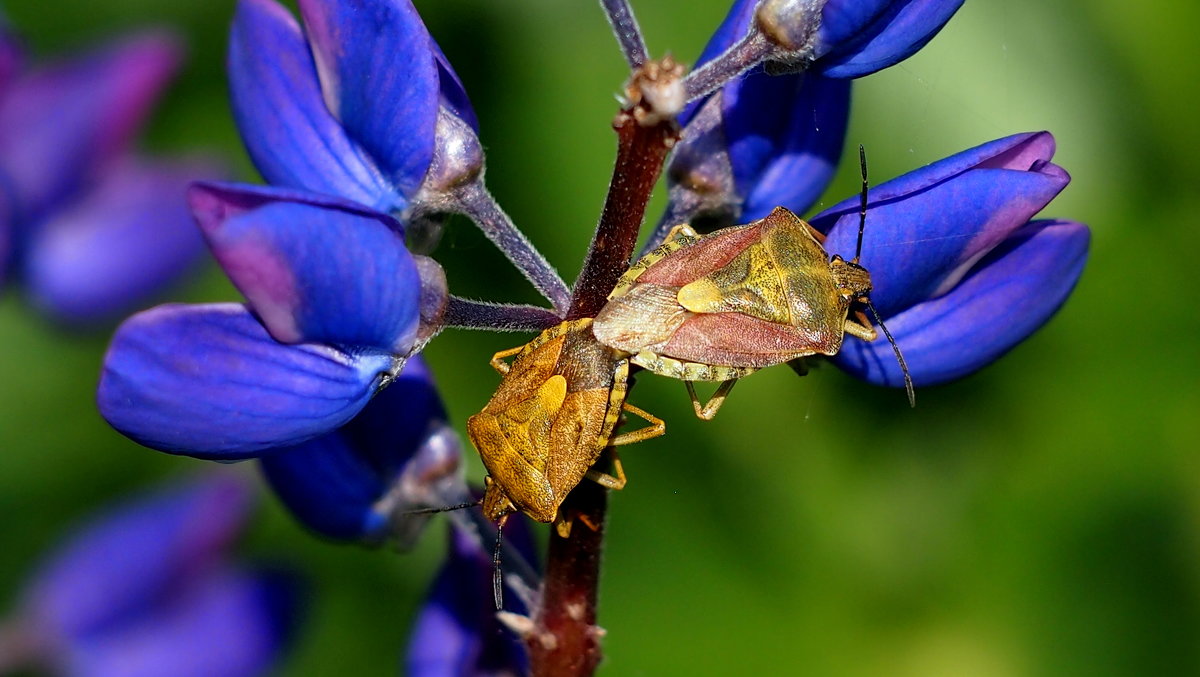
[530,64,679,676]
[527,479,608,677]
[567,112,678,320]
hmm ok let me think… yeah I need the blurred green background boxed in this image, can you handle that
[2,0,1197,675]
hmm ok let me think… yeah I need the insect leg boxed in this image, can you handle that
[584,451,627,491]
[686,379,737,420]
[843,307,879,342]
[608,403,666,445]
[804,220,827,244]
[663,223,699,245]
[488,345,527,375]
[787,358,810,377]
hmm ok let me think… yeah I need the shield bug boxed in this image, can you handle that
[594,148,913,418]
[466,318,664,536]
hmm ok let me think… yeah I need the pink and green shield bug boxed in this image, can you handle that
[594,148,913,418]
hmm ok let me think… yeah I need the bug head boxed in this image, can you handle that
[830,255,873,301]
[482,476,518,522]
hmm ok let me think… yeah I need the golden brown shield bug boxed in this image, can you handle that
[593,150,912,418]
[467,318,664,536]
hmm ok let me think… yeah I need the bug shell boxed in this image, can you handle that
[468,319,629,523]
[594,206,861,378]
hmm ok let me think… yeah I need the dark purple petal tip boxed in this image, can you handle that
[98,303,391,459]
[835,219,1090,387]
[189,181,421,354]
[0,32,181,216]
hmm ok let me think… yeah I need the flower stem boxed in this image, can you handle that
[682,31,772,103]
[443,297,562,332]
[531,59,680,677]
[452,180,573,314]
[599,0,649,69]
[567,110,679,320]
[528,476,608,677]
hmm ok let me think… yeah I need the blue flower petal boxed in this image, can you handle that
[697,0,961,80]
[431,43,478,132]
[677,2,850,222]
[835,219,1089,387]
[813,132,1069,318]
[406,524,535,677]
[0,24,22,93]
[259,357,450,542]
[67,569,300,677]
[258,431,386,542]
[190,182,420,354]
[24,475,253,640]
[297,0,440,198]
[0,33,179,222]
[228,0,398,210]
[24,158,218,324]
[818,0,966,78]
[98,303,391,459]
[728,72,850,220]
[814,0,894,51]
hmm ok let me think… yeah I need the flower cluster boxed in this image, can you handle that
[0,475,299,676]
[0,25,219,325]
[663,0,1088,388]
[93,0,1089,673]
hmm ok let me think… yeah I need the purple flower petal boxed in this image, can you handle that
[297,0,440,199]
[24,475,253,640]
[0,33,179,220]
[728,72,850,220]
[817,0,966,78]
[228,0,399,209]
[190,182,420,354]
[260,357,452,542]
[0,23,22,93]
[431,43,478,133]
[835,219,1089,387]
[97,303,392,459]
[67,569,299,677]
[812,132,1069,317]
[23,158,219,324]
[406,525,534,677]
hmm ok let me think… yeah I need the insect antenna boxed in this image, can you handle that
[854,144,868,264]
[492,516,507,609]
[865,300,915,407]
[399,499,533,611]
[398,498,483,515]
